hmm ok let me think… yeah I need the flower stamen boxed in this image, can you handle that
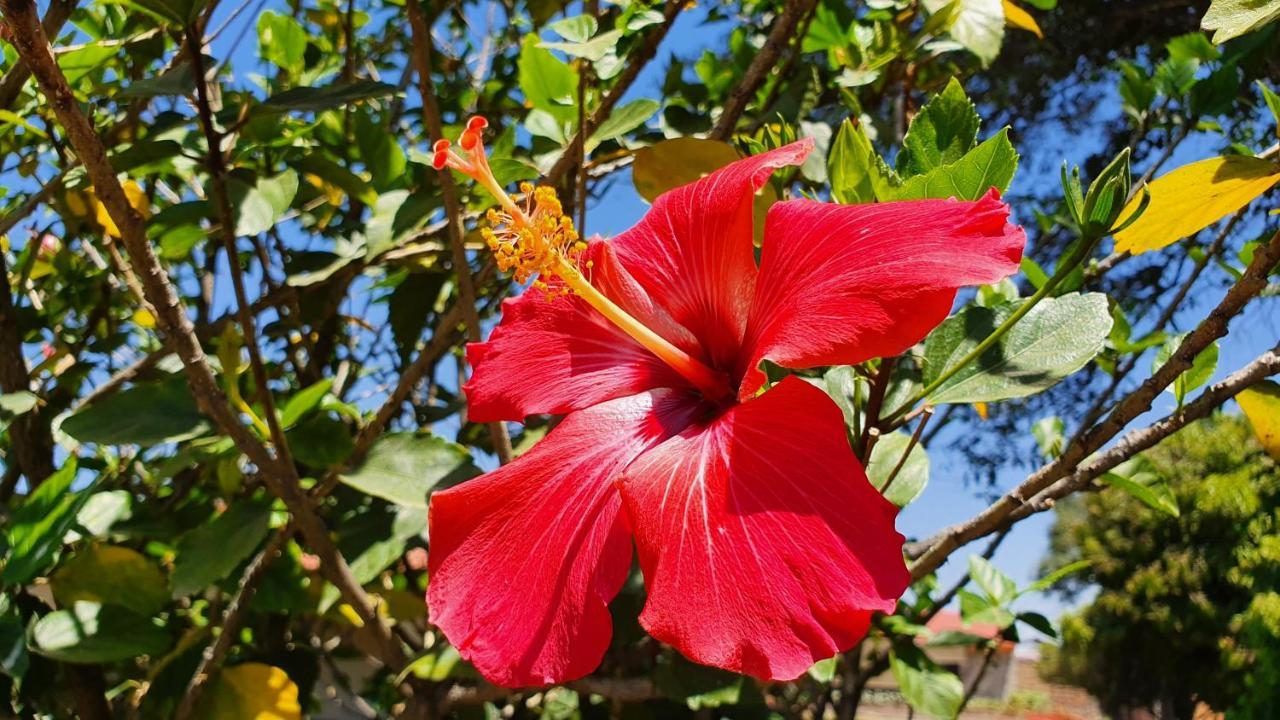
[432,118,732,402]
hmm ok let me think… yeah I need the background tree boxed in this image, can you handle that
[1041,414,1280,720]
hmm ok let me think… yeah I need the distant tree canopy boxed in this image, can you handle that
[1041,414,1280,720]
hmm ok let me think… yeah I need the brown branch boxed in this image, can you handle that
[0,0,74,110]
[407,0,512,464]
[708,0,818,141]
[906,229,1280,580]
[1014,342,1280,519]
[0,0,409,677]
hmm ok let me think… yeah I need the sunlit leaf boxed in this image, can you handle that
[923,293,1113,404]
[865,430,930,507]
[1113,156,1280,255]
[338,433,478,508]
[1238,379,1280,460]
[924,0,1006,65]
[30,602,169,664]
[890,642,965,719]
[1201,0,1280,43]
[1002,0,1043,38]
[202,663,302,720]
[51,545,169,617]
[170,500,272,597]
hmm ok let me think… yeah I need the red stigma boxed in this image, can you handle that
[433,139,451,153]
[467,116,489,132]
[432,150,449,170]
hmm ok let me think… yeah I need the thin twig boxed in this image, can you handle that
[406,0,512,464]
[709,0,818,141]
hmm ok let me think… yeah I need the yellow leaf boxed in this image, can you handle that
[1238,380,1280,461]
[94,180,151,239]
[132,308,156,329]
[631,137,778,243]
[50,544,169,617]
[1114,156,1280,255]
[1002,0,1043,39]
[202,663,302,720]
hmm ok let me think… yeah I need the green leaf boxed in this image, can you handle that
[1025,558,1092,593]
[0,391,37,433]
[889,642,965,719]
[2,461,90,585]
[518,36,579,121]
[169,500,272,597]
[339,433,478,508]
[1102,455,1180,517]
[119,65,194,100]
[821,365,864,431]
[829,118,899,203]
[898,78,980,176]
[356,109,407,191]
[29,601,169,664]
[969,555,1017,606]
[261,80,396,113]
[0,601,27,679]
[321,504,426,611]
[548,14,598,42]
[1017,611,1057,638]
[924,0,1006,65]
[404,645,471,682]
[285,415,354,469]
[541,30,624,62]
[61,376,209,447]
[1258,81,1280,135]
[257,11,307,75]
[229,171,298,237]
[887,128,1018,201]
[958,588,1016,628]
[588,99,659,151]
[69,490,132,541]
[279,379,334,428]
[1201,0,1280,43]
[51,545,169,617]
[923,292,1113,404]
[1032,416,1065,458]
[57,45,115,84]
[1154,334,1219,405]
[865,430,930,507]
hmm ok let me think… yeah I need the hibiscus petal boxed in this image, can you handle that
[427,389,703,687]
[464,241,696,422]
[618,376,909,681]
[609,139,813,371]
[740,190,1026,396]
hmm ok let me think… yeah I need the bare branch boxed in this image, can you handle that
[709,0,818,141]
[407,0,512,463]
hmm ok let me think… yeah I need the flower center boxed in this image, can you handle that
[433,117,732,403]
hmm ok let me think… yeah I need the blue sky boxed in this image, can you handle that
[11,0,1279,635]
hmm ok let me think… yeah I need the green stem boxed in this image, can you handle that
[882,233,1104,427]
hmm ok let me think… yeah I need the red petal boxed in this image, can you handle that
[739,190,1025,396]
[428,390,703,687]
[618,377,909,681]
[464,240,697,423]
[609,140,813,371]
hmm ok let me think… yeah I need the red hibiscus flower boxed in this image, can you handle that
[426,122,1025,687]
